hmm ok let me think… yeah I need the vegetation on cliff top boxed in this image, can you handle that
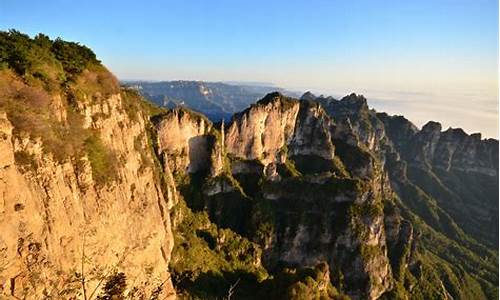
[0,29,99,81]
[0,30,124,187]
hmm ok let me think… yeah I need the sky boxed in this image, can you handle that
[1,0,498,137]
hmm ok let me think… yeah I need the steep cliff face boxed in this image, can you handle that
[288,100,335,161]
[225,92,300,166]
[0,32,176,299]
[151,92,398,299]
[376,114,499,249]
[406,121,498,176]
[304,92,499,300]
[221,93,395,299]
[313,93,387,152]
[0,92,176,299]
[154,107,223,176]
[225,93,338,177]
[1,31,497,300]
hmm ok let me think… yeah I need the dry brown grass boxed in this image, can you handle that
[71,65,119,102]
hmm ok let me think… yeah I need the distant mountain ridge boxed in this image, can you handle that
[124,80,301,122]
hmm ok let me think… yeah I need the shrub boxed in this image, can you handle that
[70,65,119,102]
[84,134,118,185]
[96,272,127,300]
[52,37,100,74]
[0,29,100,82]
[14,150,38,171]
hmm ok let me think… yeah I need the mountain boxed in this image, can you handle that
[0,31,497,300]
[124,80,300,122]
[311,92,498,247]
[0,30,177,299]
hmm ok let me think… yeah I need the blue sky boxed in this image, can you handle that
[0,0,498,137]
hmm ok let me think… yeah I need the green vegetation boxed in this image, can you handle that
[2,29,496,300]
[332,138,374,178]
[84,134,118,185]
[290,154,349,177]
[70,64,119,102]
[248,198,275,246]
[0,71,92,163]
[0,30,125,186]
[391,199,498,300]
[262,176,366,203]
[408,165,498,249]
[122,88,147,121]
[170,196,268,299]
[255,92,298,112]
[51,37,99,75]
[170,193,354,299]
[0,30,100,88]
[259,263,348,300]
[13,150,38,171]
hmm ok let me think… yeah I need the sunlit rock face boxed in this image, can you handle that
[225,92,337,178]
[222,92,395,299]
[0,84,176,299]
[225,92,301,165]
[154,108,223,176]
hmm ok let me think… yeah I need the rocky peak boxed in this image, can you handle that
[225,92,300,165]
[407,121,498,175]
[258,91,281,101]
[339,93,369,111]
[289,99,335,160]
[421,120,442,134]
[154,107,223,176]
[300,91,317,101]
[1,31,497,300]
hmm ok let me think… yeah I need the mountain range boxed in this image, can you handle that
[0,30,498,300]
[124,80,300,122]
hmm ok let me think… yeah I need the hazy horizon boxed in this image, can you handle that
[122,77,499,138]
[1,0,498,137]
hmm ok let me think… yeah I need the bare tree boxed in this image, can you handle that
[81,234,88,300]
[225,278,240,300]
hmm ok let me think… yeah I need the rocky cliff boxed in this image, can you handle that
[0,31,176,299]
[303,91,499,300]
[224,93,393,299]
[0,96,176,299]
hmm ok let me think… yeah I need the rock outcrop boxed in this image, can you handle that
[154,107,223,176]
[220,93,394,299]
[225,92,300,165]
[302,91,498,300]
[0,70,176,299]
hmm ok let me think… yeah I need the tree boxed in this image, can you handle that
[96,272,127,300]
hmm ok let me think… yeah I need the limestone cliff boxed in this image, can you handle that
[0,33,176,299]
[154,108,223,177]
[0,94,176,299]
[218,93,395,299]
[303,91,499,300]
[225,92,300,166]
